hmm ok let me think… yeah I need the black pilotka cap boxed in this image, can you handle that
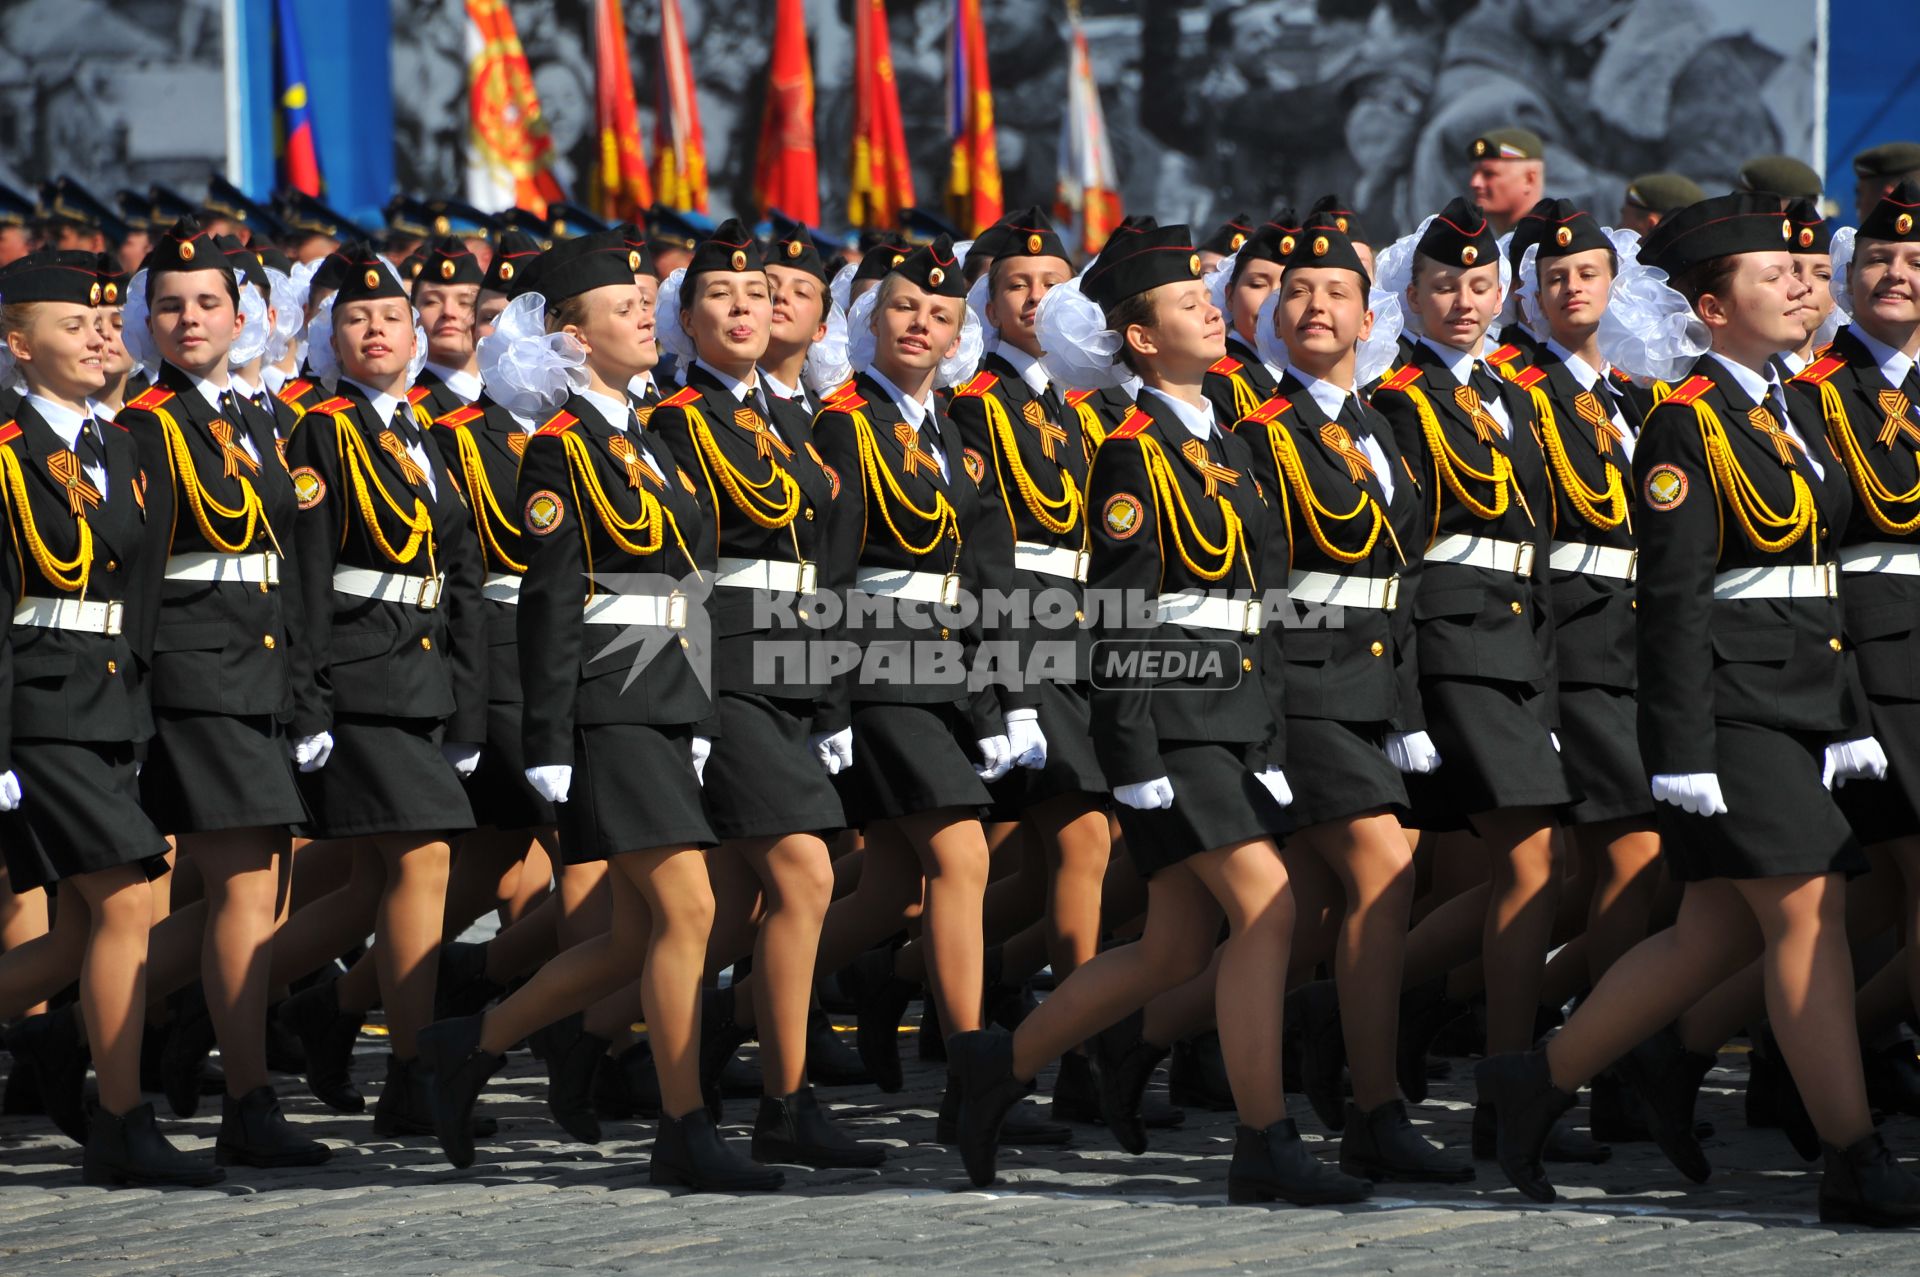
[678,218,766,307]
[1858,180,1920,243]
[1527,199,1611,262]
[398,250,426,283]
[766,212,829,284]
[1306,194,1367,245]
[531,232,636,307]
[887,235,967,299]
[1639,193,1794,277]
[329,242,411,305]
[94,253,129,306]
[1200,212,1254,257]
[215,233,270,293]
[309,250,352,294]
[1785,199,1831,255]
[414,235,486,287]
[993,206,1069,263]
[854,237,913,283]
[967,213,1014,263]
[1228,208,1299,285]
[1284,213,1372,289]
[0,250,108,305]
[1505,198,1559,271]
[483,230,543,296]
[146,216,229,279]
[611,222,659,279]
[1416,198,1501,269]
[254,244,294,275]
[1082,223,1205,313]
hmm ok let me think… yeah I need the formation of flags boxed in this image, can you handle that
[463,0,566,216]
[273,0,321,196]
[945,0,1004,237]
[848,0,915,231]
[1055,8,1124,255]
[652,0,710,214]
[590,0,653,222]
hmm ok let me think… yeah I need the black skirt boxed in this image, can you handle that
[1837,698,1920,847]
[839,701,992,825]
[1404,677,1574,832]
[296,715,475,840]
[464,700,556,831]
[985,681,1109,819]
[0,740,171,891]
[140,709,309,834]
[703,693,846,839]
[1660,721,1866,882]
[1117,740,1289,877]
[1281,717,1408,828]
[1557,685,1655,826]
[556,722,715,863]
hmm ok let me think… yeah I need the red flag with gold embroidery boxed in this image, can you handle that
[1055,7,1122,256]
[848,0,915,231]
[464,0,565,215]
[754,0,818,225]
[653,0,709,213]
[590,0,653,221]
[945,0,1002,236]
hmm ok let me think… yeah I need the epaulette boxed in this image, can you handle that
[954,371,998,399]
[823,391,867,413]
[310,396,353,416]
[0,421,20,448]
[1377,365,1422,393]
[434,404,486,430]
[536,410,578,437]
[1511,366,1548,391]
[126,386,175,413]
[1064,389,1094,407]
[276,378,314,403]
[1792,355,1846,386]
[1485,343,1524,367]
[1662,375,1713,406]
[659,386,701,410]
[1208,356,1244,377]
[1109,406,1150,440]
[821,379,858,405]
[405,385,432,407]
[1244,396,1291,425]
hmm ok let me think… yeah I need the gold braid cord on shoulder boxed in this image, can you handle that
[1529,386,1628,532]
[1137,434,1248,583]
[1402,383,1512,543]
[981,391,1084,538]
[156,405,271,555]
[560,429,672,558]
[1074,400,1106,468]
[331,409,435,566]
[684,402,802,530]
[1259,419,1382,571]
[850,408,959,557]
[0,445,92,594]
[451,425,527,573]
[1229,371,1263,422]
[1692,401,1816,555]
[1818,380,1920,535]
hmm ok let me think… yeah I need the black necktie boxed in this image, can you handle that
[1469,364,1507,410]
[77,417,107,472]
[392,405,422,449]
[1040,383,1065,427]
[1336,392,1370,438]
[1901,366,1920,408]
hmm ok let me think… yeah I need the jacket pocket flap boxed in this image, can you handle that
[1848,602,1915,642]
[153,620,234,652]
[12,652,75,679]
[1285,630,1338,662]
[330,629,396,663]
[1413,586,1483,619]
[1710,626,1796,663]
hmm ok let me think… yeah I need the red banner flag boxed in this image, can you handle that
[945,0,1002,236]
[465,0,565,215]
[848,0,915,231]
[754,0,819,225]
[653,0,708,213]
[1055,11,1123,256]
[591,0,653,222]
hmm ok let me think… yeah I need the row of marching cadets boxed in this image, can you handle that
[5,184,1920,1227]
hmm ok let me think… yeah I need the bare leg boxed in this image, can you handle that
[899,810,991,1037]
[1582,820,1662,982]
[179,828,284,1096]
[1473,808,1561,1055]
[0,870,52,1016]
[369,834,451,1059]
[1027,795,1111,982]
[69,867,156,1116]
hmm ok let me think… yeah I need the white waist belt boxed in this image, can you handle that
[1014,541,1088,583]
[715,556,817,595]
[482,573,522,605]
[1712,563,1838,600]
[1287,569,1399,610]
[1838,542,1920,577]
[1427,532,1537,577]
[333,566,445,609]
[1548,541,1637,581]
[853,565,961,607]
[13,596,123,636]
[581,591,689,629]
[1154,592,1261,636]
[165,550,280,588]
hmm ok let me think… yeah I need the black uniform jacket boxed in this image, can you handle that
[430,392,535,707]
[1201,336,1279,428]
[1065,383,1136,459]
[412,365,473,423]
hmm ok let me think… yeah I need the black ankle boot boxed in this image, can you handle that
[1745,1026,1819,1161]
[1168,1031,1234,1111]
[371,1052,496,1140]
[852,948,916,1093]
[981,946,1036,1033]
[264,1004,307,1075]
[1092,1013,1169,1155]
[6,1007,90,1143]
[1818,1131,1920,1227]
[1587,1068,1650,1143]
[417,1015,505,1168]
[435,941,504,1020]
[935,1077,1070,1146]
[161,986,218,1119]
[947,1030,1032,1186]
[650,1108,784,1192]
[531,1013,608,1144]
[83,1101,224,1188]
[1865,1038,1920,1119]
[1339,1099,1474,1184]
[752,1085,886,1169]
[1051,1050,1184,1130]
[1228,1118,1373,1205]
[803,1009,869,1087]
[1614,1027,1712,1181]
[1293,981,1348,1131]
[279,975,364,1113]
[215,1085,331,1167]
[699,985,754,1121]
[1396,981,1468,1105]
[1471,1099,1612,1165]
[1473,1051,1577,1203]
[595,1040,661,1120]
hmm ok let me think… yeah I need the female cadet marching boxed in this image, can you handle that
[1478,192,1920,1228]
[1202,211,1294,425]
[0,250,219,1186]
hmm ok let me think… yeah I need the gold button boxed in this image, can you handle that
[804,507,815,521]
[940,627,951,640]
[420,636,433,650]
[1509,601,1523,614]
[1830,637,1843,651]
[106,659,117,674]
[679,636,689,648]
[1074,610,1085,622]
[798,609,810,620]
[1241,657,1253,671]
[106,560,119,572]
[263,634,276,649]
[1369,641,1384,657]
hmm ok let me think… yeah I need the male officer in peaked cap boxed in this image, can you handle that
[1467,127,1545,235]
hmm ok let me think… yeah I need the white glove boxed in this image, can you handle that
[1113,777,1175,810]
[1255,766,1294,808]
[1384,730,1442,774]
[691,735,712,785]
[525,764,573,803]
[1651,773,1728,817]
[808,727,853,776]
[1823,737,1890,790]
[0,770,20,812]
[1005,708,1048,770]
[292,732,334,773]
[974,735,1014,781]
[441,742,482,778]
[1550,732,1561,753]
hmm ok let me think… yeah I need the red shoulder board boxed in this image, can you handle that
[826,391,868,413]
[1511,367,1548,391]
[276,379,313,403]
[310,396,354,415]
[1244,396,1291,425]
[1207,356,1244,376]
[953,371,998,399]
[1109,406,1151,440]
[127,386,175,413]
[659,386,701,410]
[1064,389,1093,407]
[1662,375,1714,406]
[406,385,432,407]
[1377,365,1422,393]
[535,410,578,437]
[434,404,485,430]
[821,379,858,404]
[1792,355,1846,386]
[1485,343,1523,366]
[0,421,20,448]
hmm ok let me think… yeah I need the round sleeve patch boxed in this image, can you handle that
[1102,491,1145,539]
[290,466,326,510]
[963,447,986,485]
[1643,463,1689,511]
[524,489,566,535]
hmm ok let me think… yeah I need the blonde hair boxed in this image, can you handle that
[0,300,43,344]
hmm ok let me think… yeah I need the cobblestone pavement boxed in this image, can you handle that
[3,1024,1918,1275]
